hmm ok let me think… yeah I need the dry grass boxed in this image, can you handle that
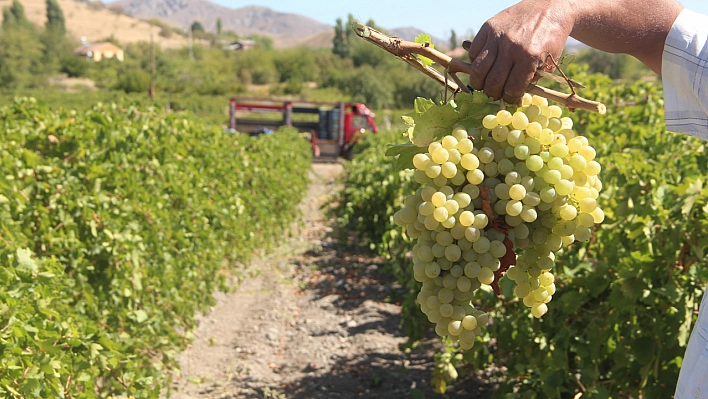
[0,0,191,49]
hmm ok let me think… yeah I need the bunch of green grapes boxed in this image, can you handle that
[393,93,604,349]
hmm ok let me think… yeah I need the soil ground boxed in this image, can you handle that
[166,163,496,399]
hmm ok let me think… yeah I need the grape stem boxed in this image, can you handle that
[352,22,607,115]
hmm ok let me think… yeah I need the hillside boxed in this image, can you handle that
[0,0,191,49]
[0,0,448,51]
[389,27,446,48]
[112,0,333,38]
[108,0,445,50]
[278,29,334,49]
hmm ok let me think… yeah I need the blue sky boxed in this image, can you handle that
[206,0,708,40]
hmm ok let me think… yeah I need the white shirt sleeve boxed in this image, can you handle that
[662,8,708,140]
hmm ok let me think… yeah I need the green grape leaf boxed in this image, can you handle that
[89,343,103,359]
[133,310,148,323]
[455,91,499,118]
[414,34,435,67]
[402,98,458,147]
[415,97,436,114]
[24,324,39,333]
[385,143,427,171]
[402,93,497,147]
[16,248,37,272]
[678,295,695,347]
[681,178,703,216]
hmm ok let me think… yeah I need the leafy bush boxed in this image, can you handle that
[116,69,151,93]
[391,70,446,109]
[327,65,394,110]
[0,26,46,88]
[272,49,319,83]
[60,54,90,78]
[0,98,311,398]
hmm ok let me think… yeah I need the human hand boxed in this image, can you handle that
[465,0,574,104]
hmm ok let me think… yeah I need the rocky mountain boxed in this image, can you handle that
[109,0,447,49]
[112,0,333,38]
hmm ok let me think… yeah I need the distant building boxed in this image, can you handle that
[73,41,124,62]
[227,39,256,51]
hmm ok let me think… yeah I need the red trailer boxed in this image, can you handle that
[228,97,379,160]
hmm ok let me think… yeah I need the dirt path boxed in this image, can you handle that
[166,163,495,399]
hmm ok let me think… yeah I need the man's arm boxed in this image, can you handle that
[467,0,684,104]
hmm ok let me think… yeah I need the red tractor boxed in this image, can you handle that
[228,97,379,160]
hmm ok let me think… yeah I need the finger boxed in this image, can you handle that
[466,28,488,61]
[502,62,539,104]
[483,57,514,101]
[468,42,498,92]
[462,40,471,51]
[466,29,491,90]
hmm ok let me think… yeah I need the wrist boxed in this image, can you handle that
[544,0,581,32]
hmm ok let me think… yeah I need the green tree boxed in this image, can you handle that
[1,8,11,27]
[346,14,356,43]
[10,0,26,21]
[3,0,30,29]
[364,18,384,31]
[392,69,443,108]
[333,18,348,58]
[216,17,222,35]
[0,27,45,88]
[450,29,458,49]
[273,48,318,83]
[60,53,89,77]
[349,37,395,68]
[235,49,279,84]
[191,21,204,33]
[40,27,71,76]
[116,68,151,93]
[247,34,273,50]
[329,65,393,109]
[45,0,66,34]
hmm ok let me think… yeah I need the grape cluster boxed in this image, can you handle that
[393,94,604,348]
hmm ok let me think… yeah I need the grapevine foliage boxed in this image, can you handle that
[414,34,435,67]
[397,92,497,149]
[333,69,708,398]
[0,98,311,398]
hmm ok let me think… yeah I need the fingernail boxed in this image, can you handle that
[462,40,471,51]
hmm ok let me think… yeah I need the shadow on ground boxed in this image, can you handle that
[278,232,496,399]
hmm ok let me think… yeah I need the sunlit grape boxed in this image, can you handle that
[413,153,431,170]
[512,111,529,130]
[432,147,450,164]
[442,135,459,150]
[425,163,441,178]
[482,115,499,129]
[460,153,480,171]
